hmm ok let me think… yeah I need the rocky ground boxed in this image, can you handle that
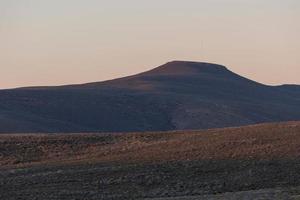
[1,122,300,199]
[146,187,300,200]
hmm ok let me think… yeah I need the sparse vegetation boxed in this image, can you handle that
[1,122,300,199]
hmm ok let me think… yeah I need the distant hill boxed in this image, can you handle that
[0,61,299,133]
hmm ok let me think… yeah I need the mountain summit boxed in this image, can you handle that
[140,61,229,76]
[82,61,250,92]
[0,61,299,133]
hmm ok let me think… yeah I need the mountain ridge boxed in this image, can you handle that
[0,61,299,133]
[8,61,297,91]
[8,61,268,90]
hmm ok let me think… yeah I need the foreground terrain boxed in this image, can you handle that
[1,121,300,199]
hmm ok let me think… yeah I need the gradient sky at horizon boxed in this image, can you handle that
[1,0,299,89]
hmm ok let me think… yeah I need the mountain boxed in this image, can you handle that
[0,61,300,133]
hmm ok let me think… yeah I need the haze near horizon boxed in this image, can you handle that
[1,0,299,89]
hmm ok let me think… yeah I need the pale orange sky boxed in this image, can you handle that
[0,0,299,89]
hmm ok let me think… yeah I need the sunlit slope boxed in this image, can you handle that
[1,121,299,168]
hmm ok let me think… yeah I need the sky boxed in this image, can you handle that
[0,0,299,89]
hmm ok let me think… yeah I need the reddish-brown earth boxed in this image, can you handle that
[1,121,300,200]
[1,121,300,168]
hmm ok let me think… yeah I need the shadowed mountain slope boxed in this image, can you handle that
[0,61,299,133]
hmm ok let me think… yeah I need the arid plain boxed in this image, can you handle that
[1,121,300,199]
